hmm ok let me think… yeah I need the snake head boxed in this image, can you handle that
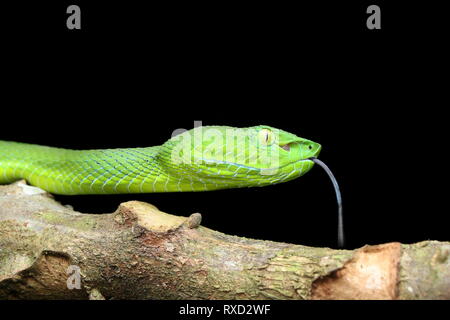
[161,125,321,190]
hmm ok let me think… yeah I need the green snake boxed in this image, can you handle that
[0,125,344,246]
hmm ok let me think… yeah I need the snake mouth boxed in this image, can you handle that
[197,157,314,174]
[270,157,316,170]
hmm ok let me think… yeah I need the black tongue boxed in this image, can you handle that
[310,158,345,249]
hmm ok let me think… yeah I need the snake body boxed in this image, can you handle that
[0,126,322,195]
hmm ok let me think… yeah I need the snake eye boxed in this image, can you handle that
[259,129,274,146]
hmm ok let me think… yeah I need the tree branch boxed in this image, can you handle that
[0,181,449,300]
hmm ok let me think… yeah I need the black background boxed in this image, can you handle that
[1,0,448,312]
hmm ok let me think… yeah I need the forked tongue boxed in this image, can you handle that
[310,158,345,248]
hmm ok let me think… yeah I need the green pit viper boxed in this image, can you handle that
[0,125,344,247]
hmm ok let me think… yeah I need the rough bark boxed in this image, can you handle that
[0,181,449,300]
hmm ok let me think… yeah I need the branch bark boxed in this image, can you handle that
[0,181,449,300]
